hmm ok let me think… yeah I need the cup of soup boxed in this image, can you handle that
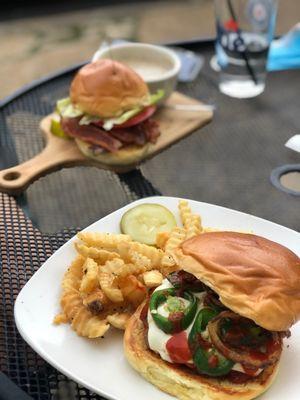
[92,43,181,102]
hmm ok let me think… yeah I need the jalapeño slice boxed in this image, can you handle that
[188,308,234,376]
[149,288,197,334]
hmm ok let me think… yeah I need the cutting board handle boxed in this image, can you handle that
[0,141,83,195]
[0,92,213,195]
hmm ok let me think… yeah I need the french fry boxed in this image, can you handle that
[115,263,146,278]
[60,288,83,320]
[130,251,152,270]
[71,307,110,338]
[98,271,124,303]
[156,231,170,250]
[118,275,147,306]
[179,200,193,229]
[101,258,125,275]
[162,227,186,268]
[107,312,131,330]
[143,270,163,288]
[82,288,110,314]
[186,214,202,239]
[75,242,120,263]
[77,232,131,250]
[79,258,99,294]
[53,313,68,325]
[127,242,164,268]
[61,255,85,291]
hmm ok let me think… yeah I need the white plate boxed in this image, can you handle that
[14,196,300,400]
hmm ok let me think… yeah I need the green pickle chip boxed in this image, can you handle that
[120,203,177,245]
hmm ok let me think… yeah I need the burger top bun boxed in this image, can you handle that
[70,59,149,118]
[174,232,300,332]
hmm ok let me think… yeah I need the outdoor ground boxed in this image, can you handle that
[0,0,299,99]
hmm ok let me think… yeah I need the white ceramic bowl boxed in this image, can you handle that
[92,43,181,102]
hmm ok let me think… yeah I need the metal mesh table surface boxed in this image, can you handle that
[0,41,299,400]
[0,193,102,400]
[1,43,299,234]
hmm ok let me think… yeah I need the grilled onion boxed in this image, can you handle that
[208,311,282,369]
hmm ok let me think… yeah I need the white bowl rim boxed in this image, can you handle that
[93,42,181,83]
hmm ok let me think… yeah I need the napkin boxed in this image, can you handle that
[285,135,300,153]
[267,23,300,71]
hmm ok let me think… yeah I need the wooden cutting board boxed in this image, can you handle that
[0,91,213,195]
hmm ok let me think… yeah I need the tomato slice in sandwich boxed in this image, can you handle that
[118,105,156,128]
[94,105,157,129]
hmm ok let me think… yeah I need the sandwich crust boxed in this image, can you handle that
[70,59,149,118]
[175,232,300,332]
[75,138,150,166]
[124,303,279,400]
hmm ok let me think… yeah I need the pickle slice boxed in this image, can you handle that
[50,119,70,139]
[120,203,176,245]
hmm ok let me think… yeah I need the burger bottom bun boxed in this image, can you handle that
[124,303,280,400]
[75,138,150,166]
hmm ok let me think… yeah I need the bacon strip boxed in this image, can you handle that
[61,116,160,153]
[109,128,146,145]
[61,118,122,153]
[142,119,160,144]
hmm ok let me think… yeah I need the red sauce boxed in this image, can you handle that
[226,370,255,384]
[140,300,149,328]
[248,338,281,361]
[166,331,192,364]
[208,354,219,368]
[168,311,184,332]
[248,349,268,361]
[242,365,259,376]
[267,338,281,354]
[196,333,212,351]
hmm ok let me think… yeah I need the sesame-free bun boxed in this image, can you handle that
[70,59,149,118]
[124,303,279,400]
[175,232,300,332]
[75,138,150,166]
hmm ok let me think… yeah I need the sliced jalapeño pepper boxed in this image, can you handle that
[149,288,197,334]
[188,308,234,376]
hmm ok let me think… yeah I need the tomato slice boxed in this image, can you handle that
[166,331,192,364]
[118,105,156,128]
[93,106,156,129]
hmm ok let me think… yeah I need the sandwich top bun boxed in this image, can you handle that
[70,59,149,118]
[174,232,300,332]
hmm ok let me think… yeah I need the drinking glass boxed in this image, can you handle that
[214,0,278,98]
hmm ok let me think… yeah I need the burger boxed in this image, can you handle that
[124,232,300,400]
[52,59,164,166]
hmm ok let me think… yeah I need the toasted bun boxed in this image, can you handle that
[70,59,149,118]
[75,138,150,166]
[174,232,300,332]
[124,303,279,400]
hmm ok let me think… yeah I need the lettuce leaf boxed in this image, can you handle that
[56,89,165,130]
[147,89,165,106]
[102,107,141,130]
[56,97,83,118]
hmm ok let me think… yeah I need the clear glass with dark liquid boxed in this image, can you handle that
[214,0,278,98]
